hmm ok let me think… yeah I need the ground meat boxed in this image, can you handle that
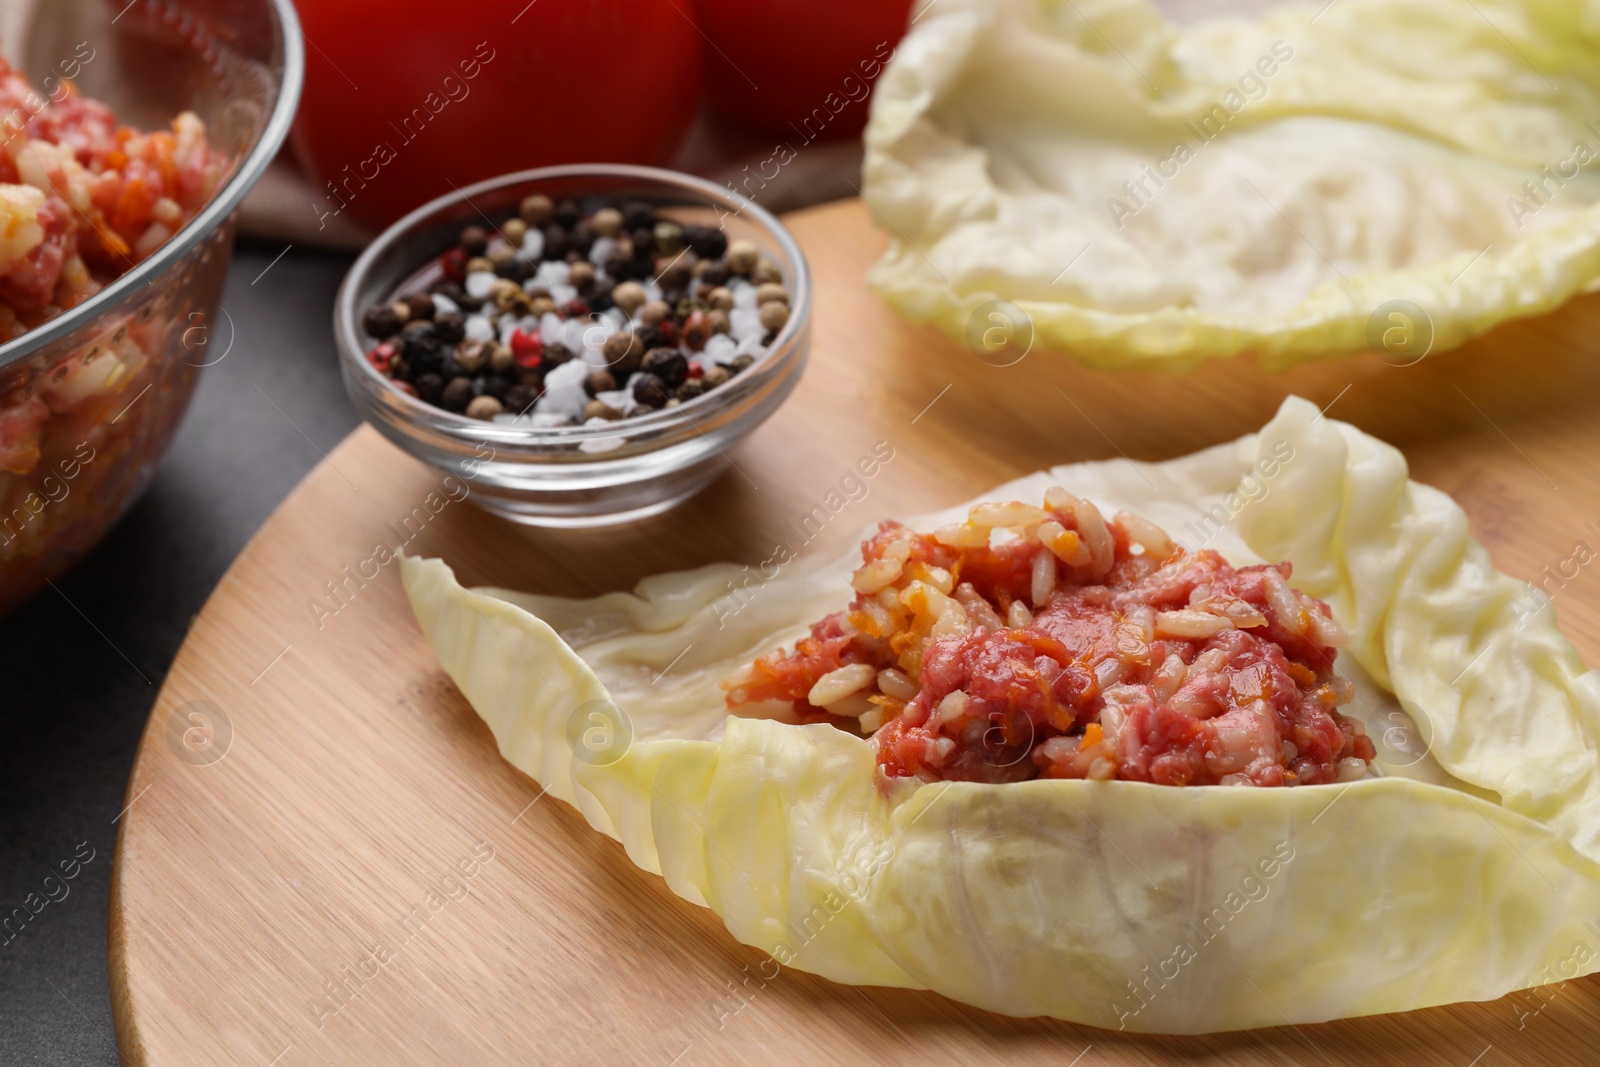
[721,488,1376,787]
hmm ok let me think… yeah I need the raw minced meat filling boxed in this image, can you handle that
[722,488,1375,786]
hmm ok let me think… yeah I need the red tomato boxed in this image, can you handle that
[290,0,703,230]
[694,0,913,140]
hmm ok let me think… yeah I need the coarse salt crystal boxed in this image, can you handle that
[463,314,494,342]
[540,311,565,346]
[563,316,592,353]
[580,434,626,454]
[730,307,763,341]
[549,283,577,307]
[730,280,757,308]
[588,236,616,265]
[596,388,640,415]
[536,260,570,287]
[536,359,590,418]
[464,271,497,300]
[431,293,458,315]
[702,333,737,360]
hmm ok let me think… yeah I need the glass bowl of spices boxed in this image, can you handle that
[335,164,811,527]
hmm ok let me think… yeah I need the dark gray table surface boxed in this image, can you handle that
[0,241,359,1065]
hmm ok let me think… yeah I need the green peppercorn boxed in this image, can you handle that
[653,221,684,255]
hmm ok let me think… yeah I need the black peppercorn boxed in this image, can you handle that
[553,198,581,229]
[482,374,511,400]
[504,383,541,414]
[543,342,575,368]
[413,373,444,405]
[568,223,596,256]
[698,261,730,288]
[362,304,403,339]
[440,377,474,412]
[641,347,688,388]
[400,318,438,347]
[584,369,616,397]
[657,259,692,293]
[543,225,570,261]
[431,280,478,311]
[604,251,647,281]
[438,354,463,380]
[433,311,466,344]
[631,372,670,408]
[682,224,727,260]
[621,201,656,232]
[635,324,667,351]
[459,225,489,257]
[404,292,436,321]
[588,277,617,312]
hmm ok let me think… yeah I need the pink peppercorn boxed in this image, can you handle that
[510,329,543,369]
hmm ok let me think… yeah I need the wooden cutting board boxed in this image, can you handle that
[111,198,1600,1067]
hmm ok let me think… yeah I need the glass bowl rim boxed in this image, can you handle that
[0,0,307,372]
[333,162,814,444]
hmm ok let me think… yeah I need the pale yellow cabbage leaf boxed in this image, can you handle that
[402,396,1600,1032]
[862,0,1600,369]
